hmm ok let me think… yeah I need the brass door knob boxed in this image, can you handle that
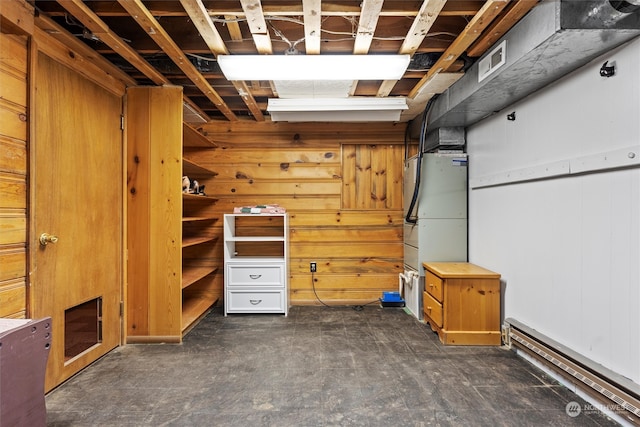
[39,233,59,246]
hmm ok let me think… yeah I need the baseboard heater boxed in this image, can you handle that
[503,318,640,425]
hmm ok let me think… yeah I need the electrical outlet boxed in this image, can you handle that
[310,262,317,273]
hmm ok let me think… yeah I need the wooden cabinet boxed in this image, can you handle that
[422,262,501,346]
[223,214,288,315]
[126,86,218,343]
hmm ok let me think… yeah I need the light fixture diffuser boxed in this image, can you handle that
[267,97,408,122]
[218,55,410,81]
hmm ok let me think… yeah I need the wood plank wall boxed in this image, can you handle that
[0,31,28,318]
[194,121,408,305]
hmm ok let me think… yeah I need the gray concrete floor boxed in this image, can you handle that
[46,305,619,426]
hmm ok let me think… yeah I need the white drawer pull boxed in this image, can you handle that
[249,299,262,305]
[249,274,262,279]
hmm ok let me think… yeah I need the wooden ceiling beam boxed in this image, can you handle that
[302,0,321,54]
[179,0,264,120]
[55,0,167,86]
[54,0,212,121]
[34,14,131,96]
[224,15,244,41]
[353,0,384,54]
[179,0,228,54]
[239,0,272,54]
[116,0,237,121]
[44,1,481,18]
[376,0,448,97]
[408,0,510,99]
[467,0,539,57]
[398,0,448,55]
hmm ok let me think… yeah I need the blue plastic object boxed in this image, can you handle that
[380,291,405,307]
[381,291,403,302]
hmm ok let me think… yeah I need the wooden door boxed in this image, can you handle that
[31,53,123,391]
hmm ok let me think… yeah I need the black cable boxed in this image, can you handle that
[311,272,380,310]
[311,271,331,307]
[404,94,439,224]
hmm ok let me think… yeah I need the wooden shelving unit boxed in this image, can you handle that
[182,235,216,248]
[181,123,219,334]
[182,266,218,289]
[182,193,218,202]
[183,158,219,177]
[126,87,220,343]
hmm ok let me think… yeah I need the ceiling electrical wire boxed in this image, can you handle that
[209,15,456,44]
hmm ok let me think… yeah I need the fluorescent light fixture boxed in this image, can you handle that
[218,54,410,81]
[273,80,354,98]
[267,97,408,122]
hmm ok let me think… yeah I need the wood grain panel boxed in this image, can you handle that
[0,100,27,141]
[342,144,404,210]
[0,215,26,245]
[290,210,403,226]
[0,138,27,175]
[290,227,402,242]
[0,62,27,107]
[201,148,341,165]
[126,86,182,339]
[289,258,401,274]
[0,173,26,209]
[195,121,405,304]
[0,248,26,281]
[291,242,403,258]
[214,181,341,196]
[0,279,26,317]
[290,274,399,291]
[205,163,342,181]
[0,34,28,73]
[200,121,406,146]
[0,30,27,320]
[213,196,342,212]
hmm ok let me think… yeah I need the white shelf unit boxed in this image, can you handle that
[223,213,288,316]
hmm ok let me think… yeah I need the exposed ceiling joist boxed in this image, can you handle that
[179,0,228,54]
[376,0,448,97]
[33,0,541,122]
[240,0,272,54]
[179,0,263,120]
[352,0,384,55]
[302,0,321,54]
[467,0,540,57]
[116,0,237,121]
[409,0,511,98]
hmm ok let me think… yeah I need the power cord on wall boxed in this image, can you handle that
[311,272,380,311]
[311,271,331,308]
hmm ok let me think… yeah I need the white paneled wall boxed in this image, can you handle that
[467,37,640,384]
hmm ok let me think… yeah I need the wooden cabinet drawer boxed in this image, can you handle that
[423,291,443,328]
[425,270,443,302]
[226,290,285,313]
[226,264,284,287]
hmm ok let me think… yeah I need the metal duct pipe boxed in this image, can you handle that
[426,0,640,129]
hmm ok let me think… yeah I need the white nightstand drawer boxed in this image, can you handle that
[226,290,285,312]
[226,264,284,287]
